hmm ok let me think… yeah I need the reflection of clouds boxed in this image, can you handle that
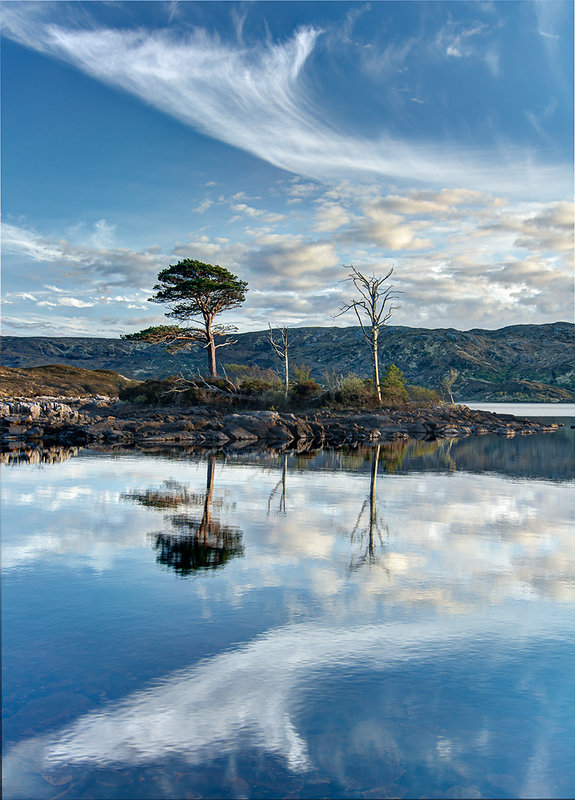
[3,457,574,606]
[3,452,574,798]
[4,611,568,790]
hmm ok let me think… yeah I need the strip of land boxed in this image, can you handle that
[0,395,561,453]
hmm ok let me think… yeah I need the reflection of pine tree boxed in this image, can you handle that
[349,445,389,574]
[121,456,243,575]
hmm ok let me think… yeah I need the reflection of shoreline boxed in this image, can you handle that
[126,428,575,482]
[5,421,572,480]
[0,445,79,466]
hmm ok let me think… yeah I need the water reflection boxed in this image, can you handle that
[4,612,572,799]
[0,444,79,466]
[268,454,287,515]
[224,424,574,482]
[2,425,574,799]
[349,445,389,573]
[122,455,244,574]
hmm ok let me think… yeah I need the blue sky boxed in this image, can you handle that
[2,0,573,337]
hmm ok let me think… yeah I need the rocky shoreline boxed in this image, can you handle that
[0,395,562,454]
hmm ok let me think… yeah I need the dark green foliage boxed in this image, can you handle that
[122,325,181,341]
[152,260,247,313]
[150,259,247,319]
[121,325,198,354]
[380,364,408,405]
[123,259,248,376]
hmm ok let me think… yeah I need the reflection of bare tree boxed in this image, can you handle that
[349,445,389,574]
[122,456,243,575]
[267,454,287,515]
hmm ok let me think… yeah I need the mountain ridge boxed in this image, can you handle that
[2,322,573,402]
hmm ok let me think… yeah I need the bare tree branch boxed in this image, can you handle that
[334,266,401,402]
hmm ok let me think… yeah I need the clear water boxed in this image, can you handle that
[461,401,575,417]
[2,407,574,799]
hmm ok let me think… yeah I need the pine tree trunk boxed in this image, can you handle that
[208,339,217,377]
[205,319,217,377]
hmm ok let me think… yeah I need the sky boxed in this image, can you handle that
[1,0,573,337]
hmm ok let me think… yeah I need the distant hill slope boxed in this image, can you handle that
[1,322,574,401]
[0,365,139,399]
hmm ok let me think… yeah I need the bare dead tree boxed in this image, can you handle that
[441,367,459,405]
[335,266,400,403]
[268,324,291,400]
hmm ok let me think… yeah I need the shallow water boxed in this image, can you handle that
[2,407,574,799]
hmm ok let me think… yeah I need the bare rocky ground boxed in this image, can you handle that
[0,395,562,458]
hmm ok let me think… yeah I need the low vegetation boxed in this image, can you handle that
[0,364,139,399]
[117,362,440,411]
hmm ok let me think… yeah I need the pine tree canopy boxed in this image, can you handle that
[150,259,248,320]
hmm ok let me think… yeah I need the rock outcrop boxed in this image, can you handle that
[0,396,561,454]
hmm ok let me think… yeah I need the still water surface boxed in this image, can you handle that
[2,406,574,799]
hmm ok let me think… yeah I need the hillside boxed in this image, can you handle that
[0,365,139,399]
[1,322,573,402]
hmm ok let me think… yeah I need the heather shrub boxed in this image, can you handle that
[224,363,282,396]
[406,384,441,405]
[240,376,283,395]
[289,378,323,402]
[119,377,201,405]
[336,375,376,406]
[287,365,322,404]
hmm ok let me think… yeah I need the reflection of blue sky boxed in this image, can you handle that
[2,451,574,797]
[3,453,573,605]
[4,613,573,798]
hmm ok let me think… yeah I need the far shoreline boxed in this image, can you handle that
[460,401,575,417]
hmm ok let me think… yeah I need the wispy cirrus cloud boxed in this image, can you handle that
[1,3,569,198]
[436,20,488,59]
